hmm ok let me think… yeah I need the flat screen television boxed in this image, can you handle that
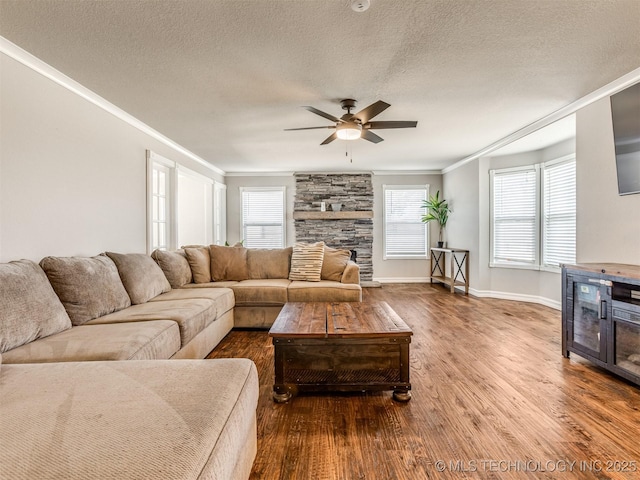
[610,82,640,195]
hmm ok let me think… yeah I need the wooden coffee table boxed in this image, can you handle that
[268,302,412,402]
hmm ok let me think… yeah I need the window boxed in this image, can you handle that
[491,166,540,266]
[149,155,174,251]
[147,150,219,252]
[241,187,285,248]
[490,155,576,270]
[213,182,227,246]
[383,185,428,259]
[542,159,576,267]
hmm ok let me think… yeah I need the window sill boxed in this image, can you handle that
[384,255,428,261]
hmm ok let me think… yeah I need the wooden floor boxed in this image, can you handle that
[208,284,640,480]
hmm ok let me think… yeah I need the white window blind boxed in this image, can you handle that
[542,159,576,267]
[491,167,539,266]
[384,186,428,258]
[241,187,285,248]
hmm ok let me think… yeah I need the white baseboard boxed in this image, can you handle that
[373,277,430,283]
[468,288,561,310]
[371,278,561,310]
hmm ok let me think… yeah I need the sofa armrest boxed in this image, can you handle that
[341,261,360,284]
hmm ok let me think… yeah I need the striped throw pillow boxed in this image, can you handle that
[289,241,325,282]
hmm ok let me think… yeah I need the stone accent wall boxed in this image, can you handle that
[294,173,373,281]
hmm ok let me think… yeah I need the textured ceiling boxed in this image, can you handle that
[1,0,639,173]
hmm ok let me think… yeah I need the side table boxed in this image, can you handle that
[429,247,469,294]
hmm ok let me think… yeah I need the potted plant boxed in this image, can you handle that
[421,190,452,248]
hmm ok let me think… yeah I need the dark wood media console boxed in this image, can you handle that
[562,263,640,387]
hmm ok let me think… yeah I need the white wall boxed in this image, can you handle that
[177,171,214,247]
[444,139,576,307]
[0,54,223,262]
[576,97,640,264]
[225,173,442,281]
[224,175,296,247]
[372,174,442,282]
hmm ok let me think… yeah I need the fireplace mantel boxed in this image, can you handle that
[293,211,373,220]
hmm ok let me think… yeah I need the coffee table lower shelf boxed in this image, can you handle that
[272,337,411,403]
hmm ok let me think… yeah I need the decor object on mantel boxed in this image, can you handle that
[331,203,342,212]
[421,190,452,248]
[284,99,417,145]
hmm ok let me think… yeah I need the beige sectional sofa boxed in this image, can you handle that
[156,243,362,328]
[0,242,360,479]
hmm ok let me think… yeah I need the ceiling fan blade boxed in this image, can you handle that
[320,132,338,145]
[354,100,391,123]
[361,129,384,144]
[284,126,334,131]
[366,121,418,129]
[304,106,342,123]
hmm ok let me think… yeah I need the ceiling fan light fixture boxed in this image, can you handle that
[336,123,362,140]
[350,0,370,12]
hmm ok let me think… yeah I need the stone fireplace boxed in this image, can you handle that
[293,173,373,281]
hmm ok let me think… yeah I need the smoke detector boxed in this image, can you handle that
[350,0,370,12]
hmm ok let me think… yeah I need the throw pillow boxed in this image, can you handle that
[105,252,171,304]
[0,260,72,353]
[183,246,212,283]
[151,249,193,288]
[321,246,352,282]
[247,247,293,279]
[289,241,325,282]
[40,255,131,326]
[209,245,249,281]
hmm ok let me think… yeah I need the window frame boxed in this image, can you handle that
[489,154,576,272]
[540,155,577,272]
[147,150,220,253]
[382,184,429,260]
[240,186,286,249]
[489,164,541,270]
[147,151,177,253]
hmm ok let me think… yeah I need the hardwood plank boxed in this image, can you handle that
[209,284,640,480]
[268,302,326,338]
[327,302,412,338]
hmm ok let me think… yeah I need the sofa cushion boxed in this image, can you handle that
[181,281,238,289]
[151,249,193,288]
[184,246,212,283]
[247,247,293,279]
[289,241,325,282]
[106,252,171,304]
[321,246,352,282]
[40,255,131,326]
[0,260,72,353]
[231,279,291,306]
[210,245,249,281]
[0,359,259,480]
[86,299,218,346]
[1,321,180,363]
[287,280,362,302]
[149,287,235,316]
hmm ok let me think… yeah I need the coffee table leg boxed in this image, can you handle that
[394,342,411,401]
[273,341,292,403]
[393,389,412,402]
[273,388,292,403]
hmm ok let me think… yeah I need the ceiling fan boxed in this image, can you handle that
[285,99,417,145]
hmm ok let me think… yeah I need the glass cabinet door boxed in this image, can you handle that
[569,281,608,360]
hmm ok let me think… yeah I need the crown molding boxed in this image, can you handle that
[442,66,640,175]
[225,171,295,177]
[294,171,373,175]
[372,170,441,176]
[0,36,225,177]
